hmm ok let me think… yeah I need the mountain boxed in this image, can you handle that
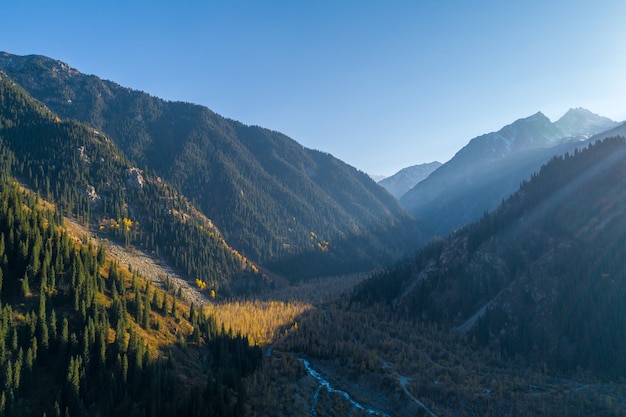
[368,174,387,182]
[0,72,266,296]
[357,136,626,379]
[400,109,620,237]
[0,52,423,280]
[589,118,626,141]
[378,161,441,199]
[554,107,617,137]
[0,175,261,416]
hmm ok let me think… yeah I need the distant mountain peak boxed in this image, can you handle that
[528,110,548,120]
[555,107,617,137]
[378,161,442,199]
[505,110,552,130]
[451,111,563,166]
[561,107,599,118]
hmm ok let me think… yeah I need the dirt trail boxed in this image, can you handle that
[396,374,439,417]
[353,338,441,417]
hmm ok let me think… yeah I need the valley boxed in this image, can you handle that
[245,296,626,416]
[0,51,625,416]
[63,194,626,416]
[54,212,626,416]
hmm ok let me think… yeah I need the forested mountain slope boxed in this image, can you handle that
[357,137,626,379]
[0,73,262,296]
[0,174,261,416]
[0,52,422,278]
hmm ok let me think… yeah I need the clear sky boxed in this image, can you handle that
[3,1,626,176]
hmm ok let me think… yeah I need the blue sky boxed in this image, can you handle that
[3,1,626,176]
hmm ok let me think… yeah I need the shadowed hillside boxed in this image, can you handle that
[358,136,626,378]
[0,52,423,280]
[0,73,264,296]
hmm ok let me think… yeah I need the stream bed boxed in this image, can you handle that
[300,358,393,417]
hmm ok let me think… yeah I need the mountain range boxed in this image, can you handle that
[0,52,423,283]
[399,108,621,237]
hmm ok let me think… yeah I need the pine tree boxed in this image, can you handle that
[60,317,69,351]
[171,296,177,318]
[143,287,151,330]
[4,360,12,391]
[19,274,30,298]
[49,309,58,347]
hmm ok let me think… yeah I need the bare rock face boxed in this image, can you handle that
[127,167,144,188]
[76,145,90,163]
[84,184,100,202]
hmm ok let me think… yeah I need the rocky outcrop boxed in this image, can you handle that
[83,184,100,202]
[127,167,144,188]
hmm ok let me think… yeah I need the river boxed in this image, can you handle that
[299,358,393,417]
